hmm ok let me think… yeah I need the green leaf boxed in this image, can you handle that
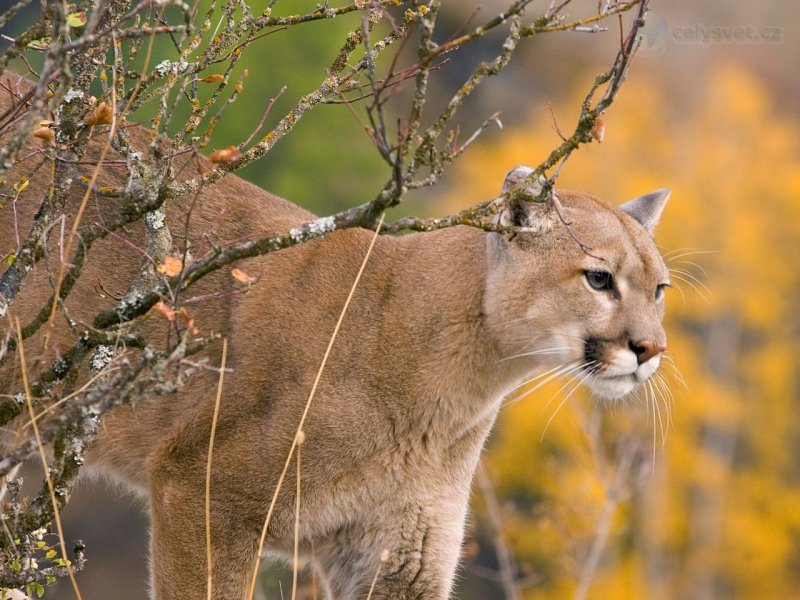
[67,11,87,28]
[46,548,57,559]
[27,37,50,49]
[13,176,29,194]
[24,583,45,598]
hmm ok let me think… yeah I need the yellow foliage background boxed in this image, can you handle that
[443,65,800,599]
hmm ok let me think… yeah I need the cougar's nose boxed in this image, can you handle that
[630,340,666,364]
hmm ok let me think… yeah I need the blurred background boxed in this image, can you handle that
[3,1,800,598]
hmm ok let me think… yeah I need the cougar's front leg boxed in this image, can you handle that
[148,452,260,600]
[317,504,466,600]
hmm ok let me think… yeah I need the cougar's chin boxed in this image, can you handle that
[587,373,638,399]
[585,355,662,399]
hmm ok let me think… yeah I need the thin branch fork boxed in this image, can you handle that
[505,0,650,258]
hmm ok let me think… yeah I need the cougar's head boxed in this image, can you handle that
[485,167,670,400]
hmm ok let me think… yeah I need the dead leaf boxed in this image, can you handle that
[33,127,54,144]
[231,267,255,285]
[152,301,176,322]
[156,256,183,277]
[209,146,241,163]
[590,117,606,143]
[178,307,200,335]
[200,74,225,83]
[84,102,113,126]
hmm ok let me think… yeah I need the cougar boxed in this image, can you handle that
[0,74,669,599]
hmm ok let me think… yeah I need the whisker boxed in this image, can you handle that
[520,361,585,393]
[669,267,711,293]
[660,354,689,391]
[505,363,570,406]
[659,372,685,415]
[629,385,643,408]
[502,361,584,408]
[540,369,596,440]
[495,315,539,327]
[660,353,677,365]
[645,380,657,468]
[661,368,688,398]
[650,379,667,446]
[540,380,584,441]
[497,347,572,363]
[492,330,550,349]
[662,247,718,261]
[653,372,675,429]
[667,259,708,276]
[668,277,687,305]
[544,328,587,342]
[670,272,710,304]
[537,361,598,416]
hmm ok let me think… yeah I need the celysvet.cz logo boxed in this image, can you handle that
[638,12,784,56]
[673,23,784,45]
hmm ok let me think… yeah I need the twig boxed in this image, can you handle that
[0,464,21,508]
[547,102,568,141]
[573,408,649,600]
[241,86,286,149]
[291,430,304,600]
[205,338,227,600]
[44,15,162,346]
[14,317,84,600]
[476,462,523,600]
[365,549,389,600]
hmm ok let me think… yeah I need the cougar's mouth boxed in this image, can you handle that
[582,337,660,399]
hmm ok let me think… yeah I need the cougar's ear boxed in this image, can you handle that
[619,188,670,234]
[494,166,553,231]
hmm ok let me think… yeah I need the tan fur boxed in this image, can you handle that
[0,75,668,599]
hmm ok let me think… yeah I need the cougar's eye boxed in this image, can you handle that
[655,283,670,300]
[585,270,614,292]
